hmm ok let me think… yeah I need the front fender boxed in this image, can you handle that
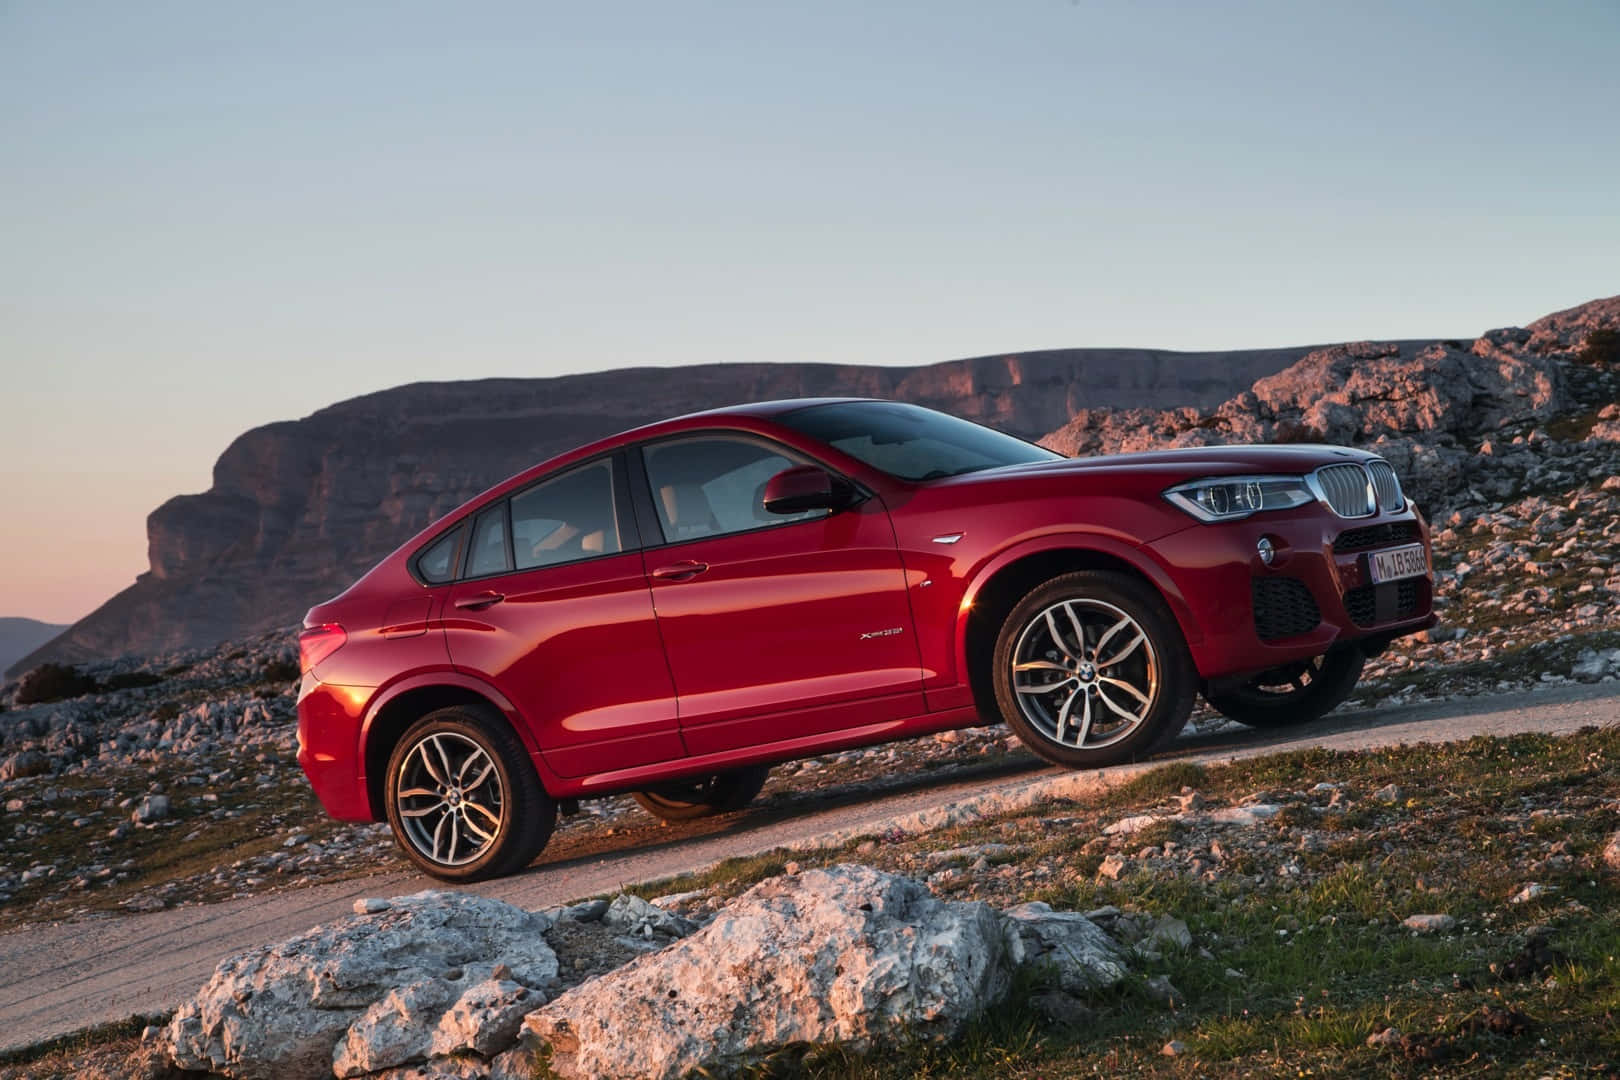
[951,530,1206,678]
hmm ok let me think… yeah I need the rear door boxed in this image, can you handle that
[634,433,925,755]
[443,453,682,777]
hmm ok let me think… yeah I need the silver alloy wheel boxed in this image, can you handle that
[395,731,504,867]
[1010,598,1161,750]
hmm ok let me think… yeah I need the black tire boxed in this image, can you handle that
[631,765,770,822]
[384,704,555,882]
[992,571,1196,770]
[1204,649,1364,729]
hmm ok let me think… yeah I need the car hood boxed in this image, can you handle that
[948,443,1380,484]
[1060,443,1373,472]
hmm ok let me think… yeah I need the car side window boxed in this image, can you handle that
[642,436,826,543]
[511,458,625,570]
[416,527,463,584]
[466,506,511,578]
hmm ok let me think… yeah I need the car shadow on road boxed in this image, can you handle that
[520,752,1055,879]
[1168,679,1620,759]
[511,679,1620,883]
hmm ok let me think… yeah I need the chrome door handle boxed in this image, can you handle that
[651,560,709,581]
[454,591,505,610]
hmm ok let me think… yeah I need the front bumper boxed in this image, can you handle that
[1147,505,1436,681]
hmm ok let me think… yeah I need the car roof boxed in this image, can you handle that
[583,396,890,449]
[659,396,875,422]
[463,398,884,509]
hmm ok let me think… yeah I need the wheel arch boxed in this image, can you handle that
[955,536,1202,718]
[360,673,550,820]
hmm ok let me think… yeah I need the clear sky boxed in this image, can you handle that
[3,0,1617,625]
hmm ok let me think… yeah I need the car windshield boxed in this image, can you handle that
[779,401,1063,481]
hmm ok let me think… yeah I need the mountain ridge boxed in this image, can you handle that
[0,618,69,677]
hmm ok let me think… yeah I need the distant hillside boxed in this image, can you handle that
[0,618,69,677]
[0,336,1459,676]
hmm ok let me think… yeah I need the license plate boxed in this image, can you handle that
[1368,543,1428,583]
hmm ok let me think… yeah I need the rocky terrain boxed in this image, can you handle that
[2,296,1618,1076]
[11,728,1620,1079]
[148,866,1127,1080]
[11,341,1327,676]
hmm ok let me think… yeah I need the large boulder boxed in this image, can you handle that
[524,864,1015,1080]
[165,891,558,1080]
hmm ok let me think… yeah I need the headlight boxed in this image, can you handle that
[1163,476,1315,522]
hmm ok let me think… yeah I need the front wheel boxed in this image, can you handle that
[632,766,770,822]
[992,571,1196,770]
[384,705,555,882]
[1204,649,1364,728]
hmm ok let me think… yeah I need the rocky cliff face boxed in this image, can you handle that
[9,345,1324,674]
[1040,299,1620,510]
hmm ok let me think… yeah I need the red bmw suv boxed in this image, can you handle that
[297,399,1434,880]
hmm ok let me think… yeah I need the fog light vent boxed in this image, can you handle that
[1251,578,1321,642]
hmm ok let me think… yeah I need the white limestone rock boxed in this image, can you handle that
[333,978,454,1077]
[165,890,557,1080]
[602,893,697,939]
[331,970,540,1076]
[999,901,1129,993]
[524,864,1013,1080]
[428,974,538,1059]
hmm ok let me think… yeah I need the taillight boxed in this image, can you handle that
[299,623,347,675]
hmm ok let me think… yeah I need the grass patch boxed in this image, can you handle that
[0,1014,159,1070]
[1099,762,1208,809]
[619,850,802,904]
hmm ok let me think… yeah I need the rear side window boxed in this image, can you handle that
[415,528,462,584]
[466,506,512,577]
[511,459,624,570]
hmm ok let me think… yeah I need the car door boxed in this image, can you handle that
[635,433,925,755]
[443,453,683,778]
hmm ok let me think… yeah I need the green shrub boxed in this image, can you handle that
[100,671,163,692]
[260,658,300,684]
[15,663,99,705]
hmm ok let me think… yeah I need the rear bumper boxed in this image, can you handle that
[296,674,374,821]
[1147,505,1436,681]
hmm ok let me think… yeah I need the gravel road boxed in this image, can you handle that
[3,681,1616,1053]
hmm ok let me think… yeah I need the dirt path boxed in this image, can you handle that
[3,682,1617,1053]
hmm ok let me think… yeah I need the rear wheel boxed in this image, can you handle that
[1204,649,1364,728]
[632,766,770,822]
[992,571,1196,769]
[384,705,555,882]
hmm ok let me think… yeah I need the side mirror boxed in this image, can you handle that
[762,465,859,515]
